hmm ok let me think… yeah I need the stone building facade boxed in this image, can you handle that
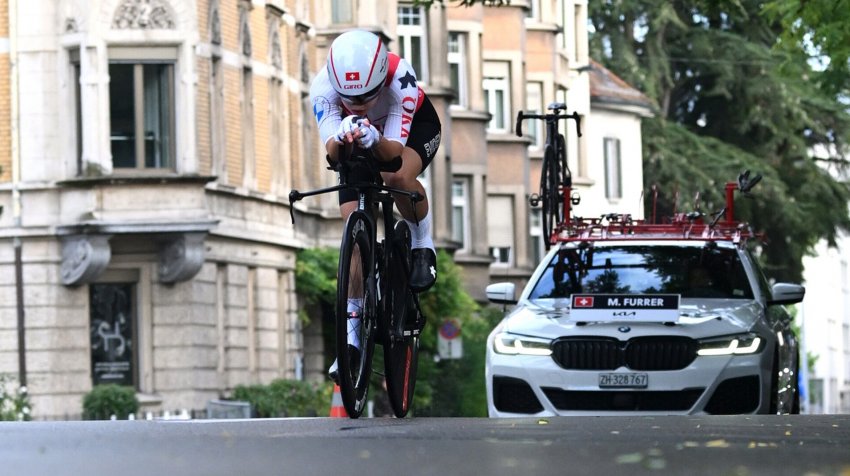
[0,0,650,419]
[0,0,331,418]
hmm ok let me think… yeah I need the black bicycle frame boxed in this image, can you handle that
[516,102,582,245]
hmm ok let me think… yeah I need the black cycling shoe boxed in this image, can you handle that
[410,248,437,293]
[328,345,362,384]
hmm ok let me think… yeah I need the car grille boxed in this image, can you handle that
[551,336,698,371]
[542,387,705,412]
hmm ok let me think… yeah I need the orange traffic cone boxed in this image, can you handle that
[329,384,347,418]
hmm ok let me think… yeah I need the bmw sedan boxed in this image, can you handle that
[485,240,804,416]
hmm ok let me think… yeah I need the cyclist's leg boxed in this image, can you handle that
[382,98,441,292]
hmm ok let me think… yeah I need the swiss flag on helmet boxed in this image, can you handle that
[345,71,360,81]
[572,296,594,308]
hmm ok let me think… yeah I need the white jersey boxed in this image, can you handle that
[310,53,425,147]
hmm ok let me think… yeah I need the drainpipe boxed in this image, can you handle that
[9,0,26,387]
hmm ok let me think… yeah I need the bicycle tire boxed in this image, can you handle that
[540,143,556,249]
[552,133,568,224]
[336,211,377,418]
[383,220,420,417]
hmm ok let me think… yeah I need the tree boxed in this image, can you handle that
[764,0,850,98]
[589,0,850,282]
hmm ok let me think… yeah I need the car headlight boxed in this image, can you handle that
[493,332,552,356]
[697,333,763,356]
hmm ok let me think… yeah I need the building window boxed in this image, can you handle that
[398,5,429,83]
[525,81,544,148]
[484,78,509,132]
[90,283,138,388]
[488,195,514,266]
[525,0,540,20]
[270,76,284,192]
[530,208,544,265]
[210,54,226,181]
[452,179,470,251]
[331,0,353,24]
[108,63,175,169]
[242,67,256,188]
[447,32,467,107]
[604,137,622,199]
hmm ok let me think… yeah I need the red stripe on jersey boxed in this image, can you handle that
[385,53,401,87]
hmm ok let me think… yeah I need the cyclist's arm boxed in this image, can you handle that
[311,69,345,161]
[370,135,403,162]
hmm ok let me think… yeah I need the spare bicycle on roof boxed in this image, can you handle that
[516,102,764,248]
[516,102,582,250]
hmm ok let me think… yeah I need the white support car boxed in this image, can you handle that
[485,235,805,417]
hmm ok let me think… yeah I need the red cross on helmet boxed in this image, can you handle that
[327,30,388,102]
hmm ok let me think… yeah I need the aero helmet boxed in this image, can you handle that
[327,30,388,102]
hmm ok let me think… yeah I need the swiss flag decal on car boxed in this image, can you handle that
[573,296,594,308]
[345,71,360,81]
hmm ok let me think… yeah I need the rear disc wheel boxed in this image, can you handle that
[383,221,420,417]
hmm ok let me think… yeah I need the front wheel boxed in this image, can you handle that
[336,211,376,418]
[383,220,420,417]
[540,143,561,249]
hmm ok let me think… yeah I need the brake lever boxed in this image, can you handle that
[288,190,303,224]
[569,112,582,137]
[515,111,525,137]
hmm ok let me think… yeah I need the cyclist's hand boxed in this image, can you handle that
[336,115,363,144]
[357,119,382,149]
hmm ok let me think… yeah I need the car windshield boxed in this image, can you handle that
[528,245,754,300]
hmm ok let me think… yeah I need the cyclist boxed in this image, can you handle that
[310,29,440,380]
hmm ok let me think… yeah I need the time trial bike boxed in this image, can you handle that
[289,146,424,418]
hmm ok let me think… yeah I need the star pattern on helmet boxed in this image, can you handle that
[398,71,416,89]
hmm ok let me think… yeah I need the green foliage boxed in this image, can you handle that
[764,0,850,97]
[590,0,850,283]
[0,375,31,421]
[414,250,501,417]
[232,379,333,418]
[82,384,139,420]
[295,247,339,323]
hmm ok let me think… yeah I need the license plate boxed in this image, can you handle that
[598,372,648,388]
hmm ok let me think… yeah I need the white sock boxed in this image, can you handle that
[346,298,362,350]
[347,298,363,314]
[406,208,435,251]
[347,317,361,350]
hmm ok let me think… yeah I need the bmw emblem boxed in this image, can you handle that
[618,326,631,333]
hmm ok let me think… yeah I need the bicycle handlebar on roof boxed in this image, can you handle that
[515,103,582,138]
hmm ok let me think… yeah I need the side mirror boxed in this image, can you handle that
[768,283,805,306]
[486,282,517,305]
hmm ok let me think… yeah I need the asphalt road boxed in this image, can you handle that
[1,415,849,476]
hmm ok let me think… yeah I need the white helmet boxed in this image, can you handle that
[327,30,388,102]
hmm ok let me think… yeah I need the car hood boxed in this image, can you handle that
[500,299,762,339]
